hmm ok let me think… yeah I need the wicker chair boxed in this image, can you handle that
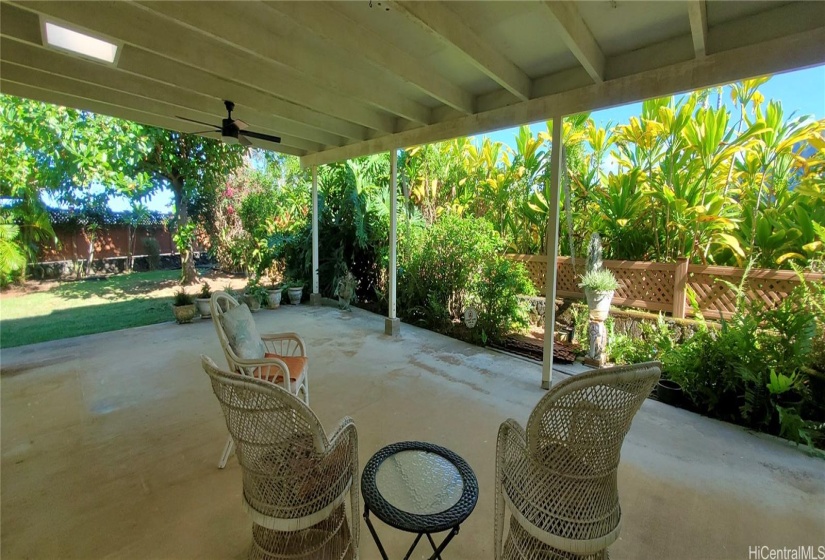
[211,291,310,469]
[495,362,661,560]
[201,355,359,560]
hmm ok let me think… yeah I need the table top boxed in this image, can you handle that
[362,441,478,534]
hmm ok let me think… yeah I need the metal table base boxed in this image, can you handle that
[364,506,462,560]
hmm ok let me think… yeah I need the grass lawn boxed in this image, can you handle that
[0,269,247,349]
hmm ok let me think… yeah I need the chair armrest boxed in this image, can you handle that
[261,332,307,357]
[230,356,291,389]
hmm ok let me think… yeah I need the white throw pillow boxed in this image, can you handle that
[220,303,265,360]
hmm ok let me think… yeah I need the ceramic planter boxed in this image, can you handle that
[172,304,197,324]
[244,293,262,312]
[287,286,303,305]
[267,289,282,309]
[195,298,211,318]
[656,379,683,406]
[584,288,614,321]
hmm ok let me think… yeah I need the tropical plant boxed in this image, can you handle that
[0,218,26,286]
[579,269,619,292]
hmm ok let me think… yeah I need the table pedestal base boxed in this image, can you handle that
[364,507,460,560]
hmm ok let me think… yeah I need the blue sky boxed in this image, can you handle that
[108,64,824,213]
[480,64,825,147]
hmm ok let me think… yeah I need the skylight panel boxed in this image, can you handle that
[43,21,118,64]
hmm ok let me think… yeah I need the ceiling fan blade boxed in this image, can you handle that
[239,134,252,147]
[233,119,249,131]
[175,115,220,128]
[189,129,221,135]
[241,130,281,144]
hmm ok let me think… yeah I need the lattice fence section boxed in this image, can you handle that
[686,266,823,320]
[607,263,675,312]
[506,255,823,320]
[509,255,549,294]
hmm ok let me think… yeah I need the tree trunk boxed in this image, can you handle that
[126,224,134,272]
[172,178,197,285]
[85,229,96,277]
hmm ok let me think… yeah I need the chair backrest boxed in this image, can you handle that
[210,291,241,371]
[201,355,337,520]
[526,361,660,474]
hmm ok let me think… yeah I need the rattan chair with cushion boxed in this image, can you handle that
[495,362,661,560]
[201,355,358,560]
[210,291,309,468]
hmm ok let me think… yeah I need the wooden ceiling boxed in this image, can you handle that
[1,1,823,167]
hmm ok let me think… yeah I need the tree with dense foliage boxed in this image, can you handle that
[0,95,145,283]
[0,94,246,285]
[136,127,245,284]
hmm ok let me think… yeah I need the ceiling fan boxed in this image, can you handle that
[176,100,281,146]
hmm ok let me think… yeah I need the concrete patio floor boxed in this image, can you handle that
[1,304,823,559]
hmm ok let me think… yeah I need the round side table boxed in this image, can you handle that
[361,441,478,560]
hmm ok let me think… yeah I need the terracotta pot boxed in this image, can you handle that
[195,298,211,318]
[172,304,197,324]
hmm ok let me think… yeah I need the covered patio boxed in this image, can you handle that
[2,305,823,559]
[2,0,825,387]
[2,1,825,558]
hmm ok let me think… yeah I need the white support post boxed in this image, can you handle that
[542,116,563,389]
[385,148,400,336]
[310,165,321,306]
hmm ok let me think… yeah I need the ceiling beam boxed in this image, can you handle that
[301,26,825,167]
[389,1,531,101]
[0,81,303,156]
[541,1,605,83]
[134,1,431,125]
[0,61,322,153]
[0,37,345,149]
[0,2,368,142]
[8,1,396,133]
[265,1,474,115]
[688,0,709,57]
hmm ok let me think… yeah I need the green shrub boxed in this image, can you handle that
[400,214,502,329]
[470,255,534,344]
[399,214,533,344]
[142,237,161,270]
[661,284,824,451]
[608,315,678,365]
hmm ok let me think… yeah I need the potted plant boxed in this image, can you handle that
[285,281,304,305]
[656,378,683,406]
[172,289,197,324]
[579,269,619,321]
[195,282,212,318]
[579,233,618,321]
[244,280,267,313]
[267,279,282,309]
